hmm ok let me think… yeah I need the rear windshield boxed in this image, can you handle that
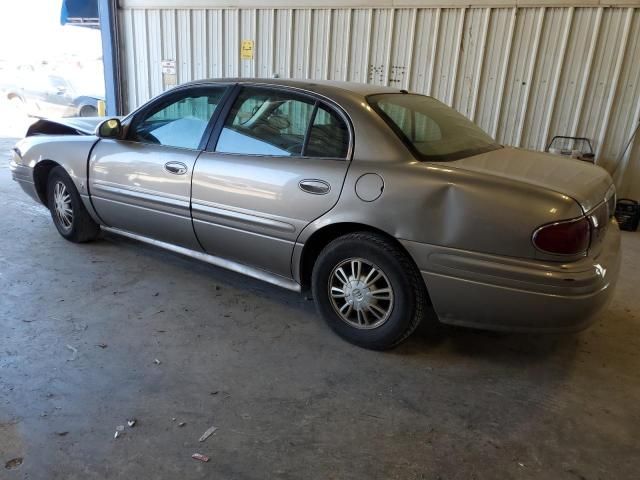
[367,93,501,161]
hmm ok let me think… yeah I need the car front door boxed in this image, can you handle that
[191,85,352,278]
[89,85,230,250]
[18,71,45,116]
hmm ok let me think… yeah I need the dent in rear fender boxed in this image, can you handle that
[296,159,584,261]
[16,135,100,196]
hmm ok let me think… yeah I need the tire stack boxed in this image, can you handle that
[615,199,639,232]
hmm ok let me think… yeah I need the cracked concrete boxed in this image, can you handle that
[1,136,639,479]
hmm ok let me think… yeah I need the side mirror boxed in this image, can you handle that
[96,118,122,139]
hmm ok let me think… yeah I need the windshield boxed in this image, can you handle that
[367,93,501,161]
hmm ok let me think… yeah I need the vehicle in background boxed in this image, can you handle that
[1,68,104,118]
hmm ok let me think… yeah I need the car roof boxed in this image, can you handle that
[182,78,406,99]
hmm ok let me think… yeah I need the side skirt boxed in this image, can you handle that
[101,226,302,292]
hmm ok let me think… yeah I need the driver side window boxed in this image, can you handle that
[129,87,226,150]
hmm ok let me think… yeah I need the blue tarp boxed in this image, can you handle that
[60,0,99,25]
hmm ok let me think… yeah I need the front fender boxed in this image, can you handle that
[14,135,100,198]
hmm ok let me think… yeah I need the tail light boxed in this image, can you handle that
[532,217,591,255]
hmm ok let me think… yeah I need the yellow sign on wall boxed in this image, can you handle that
[241,40,254,60]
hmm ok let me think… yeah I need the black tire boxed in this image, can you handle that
[79,105,98,117]
[46,166,100,242]
[312,232,428,350]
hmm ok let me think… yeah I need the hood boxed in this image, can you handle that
[445,147,613,213]
[53,117,107,133]
[26,117,123,136]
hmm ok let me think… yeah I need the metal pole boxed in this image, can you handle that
[98,0,122,115]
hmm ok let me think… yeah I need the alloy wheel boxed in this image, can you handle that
[328,257,394,329]
[53,181,73,231]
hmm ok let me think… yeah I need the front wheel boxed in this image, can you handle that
[47,166,100,242]
[312,232,428,350]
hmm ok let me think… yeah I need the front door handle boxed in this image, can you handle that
[299,179,331,195]
[164,161,187,175]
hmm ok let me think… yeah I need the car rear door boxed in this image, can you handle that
[89,85,230,250]
[191,85,352,278]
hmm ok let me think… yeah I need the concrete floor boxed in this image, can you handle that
[1,136,639,480]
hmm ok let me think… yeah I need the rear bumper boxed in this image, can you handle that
[401,221,621,332]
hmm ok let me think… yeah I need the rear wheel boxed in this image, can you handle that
[46,166,100,242]
[79,105,98,117]
[312,232,428,350]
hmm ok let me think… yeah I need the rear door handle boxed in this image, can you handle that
[299,179,331,195]
[164,161,188,175]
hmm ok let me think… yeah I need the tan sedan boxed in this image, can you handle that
[10,79,620,349]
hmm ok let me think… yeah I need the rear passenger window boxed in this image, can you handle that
[215,87,349,159]
[306,105,350,158]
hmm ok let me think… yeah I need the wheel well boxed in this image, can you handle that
[298,222,425,294]
[33,160,61,205]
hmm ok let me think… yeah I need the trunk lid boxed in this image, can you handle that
[445,147,612,213]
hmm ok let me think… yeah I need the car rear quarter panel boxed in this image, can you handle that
[294,152,609,330]
[298,158,583,262]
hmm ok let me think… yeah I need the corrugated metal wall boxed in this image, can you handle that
[118,4,640,196]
